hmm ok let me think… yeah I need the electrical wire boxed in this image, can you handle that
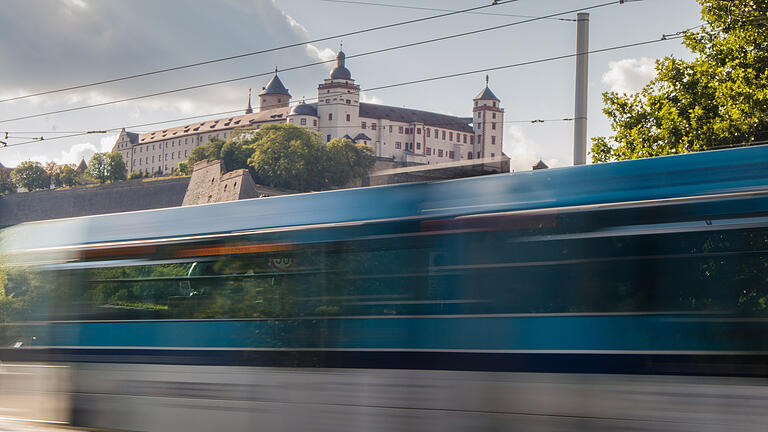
[0,1,620,125]
[0,0,523,104]
[316,0,577,21]
[1,34,682,149]
[1,118,575,148]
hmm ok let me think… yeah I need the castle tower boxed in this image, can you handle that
[259,69,291,111]
[317,48,360,142]
[472,75,504,160]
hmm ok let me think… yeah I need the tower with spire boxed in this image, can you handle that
[316,46,361,142]
[472,75,504,160]
[245,88,253,114]
[259,67,291,111]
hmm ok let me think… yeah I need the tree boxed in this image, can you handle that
[187,138,251,172]
[88,152,127,183]
[0,169,15,195]
[176,161,192,176]
[592,0,768,162]
[248,124,326,191]
[11,161,48,191]
[51,164,81,188]
[325,138,376,187]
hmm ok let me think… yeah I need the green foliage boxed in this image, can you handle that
[248,124,327,191]
[592,0,768,162]
[184,124,375,192]
[247,124,375,191]
[127,171,144,180]
[187,138,251,172]
[51,164,81,187]
[11,161,48,191]
[325,138,376,187]
[0,169,15,195]
[88,152,127,183]
[176,161,191,176]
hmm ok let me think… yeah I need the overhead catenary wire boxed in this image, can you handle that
[316,0,578,21]
[2,118,575,148]
[0,1,621,125]
[0,0,523,104]
[1,34,685,149]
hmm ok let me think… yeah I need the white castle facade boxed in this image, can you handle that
[113,50,505,175]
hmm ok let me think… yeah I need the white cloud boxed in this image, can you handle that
[504,125,562,172]
[360,92,383,105]
[306,44,336,68]
[601,57,657,94]
[58,142,99,164]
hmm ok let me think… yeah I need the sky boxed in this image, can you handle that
[0,0,703,172]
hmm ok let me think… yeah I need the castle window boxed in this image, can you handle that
[395,141,402,149]
[327,135,331,142]
[362,121,367,129]
[491,153,495,158]
[438,149,444,157]
[463,134,467,143]
[449,132,453,141]
[329,113,333,121]
[475,101,478,107]
[325,99,330,103]
[153,144,155,150]
[492,113,496,119]
[185,150,188,157]
[457,133,461,143]
[371,123,377,130]
[398,126,403,133]
[224,184,227,191]
[442,131,446,140]
[178,151,181,158]
[491,136,496,145]
[493,102,497,107]
[313,119,317,126]
[426,129,431,137]
[152,156,155,162]
[426,147,432,155]
[171,153,174,160]
[389,125,393,133]
[477,122,481,129]
[417,128,421,135]
[301,118,307,126]
[492,122,496,130]
[278,98,281,103]
[185,139,188,145]
[346,99,351,104]
[477,151,481,158]
[416,142,421,150]
[449,151,455,159]
[346,114,351,121]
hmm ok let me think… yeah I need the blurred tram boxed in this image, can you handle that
[2,145,768,431]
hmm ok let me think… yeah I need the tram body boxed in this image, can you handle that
[2,146,768,431]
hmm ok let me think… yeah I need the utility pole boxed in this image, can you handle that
[573,12,589,165]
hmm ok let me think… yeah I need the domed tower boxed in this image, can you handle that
[317,48,360,142]
[288,100,319,132]
[472,75,504,160]
[259,68,291,111]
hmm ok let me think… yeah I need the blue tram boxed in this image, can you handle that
[1,145,768,431]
